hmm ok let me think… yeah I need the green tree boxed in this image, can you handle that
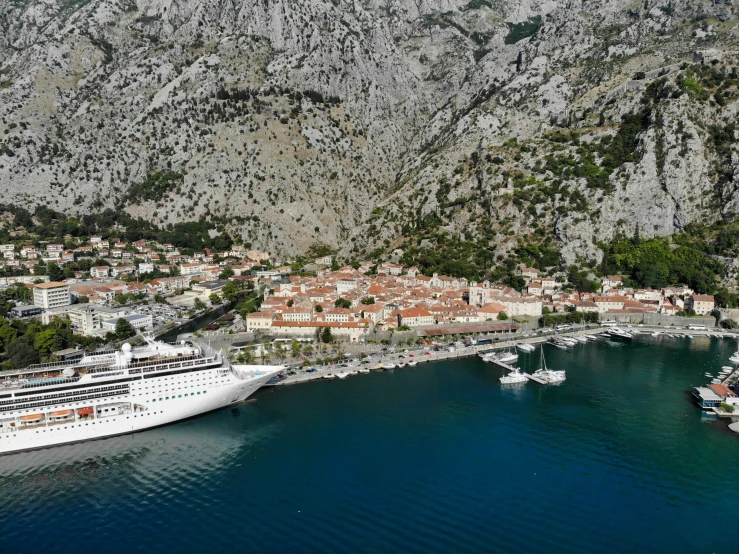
[321,326,334,343]
[47,262,64,282]
[315,304,323,312]
[498,312,509,320]
[361,296,375,305]
[221,282,239,303]
[7,336,40,368]
[219,267,234,279]
[115,318,135,340]
[334,298,351,309]
[34,328,62,355]
[274,342,286,362]
[77,295,90,304]
[291,340,302,358]
[209,293,221,305]
[194,298,206,310]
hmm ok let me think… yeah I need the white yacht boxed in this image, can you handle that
[516,343,536,353]
[605,327,634,341]
[0,336,282,456]
[500,369,529,385]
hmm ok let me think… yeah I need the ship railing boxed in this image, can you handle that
[127,355,217,375]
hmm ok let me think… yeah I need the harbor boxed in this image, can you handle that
[269,324,739,387]
[4,333,739,553]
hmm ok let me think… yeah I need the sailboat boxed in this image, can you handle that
[531,349,566,384]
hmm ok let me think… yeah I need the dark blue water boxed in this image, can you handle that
[1,336,738,553]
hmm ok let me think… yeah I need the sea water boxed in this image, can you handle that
[1,335,737,553]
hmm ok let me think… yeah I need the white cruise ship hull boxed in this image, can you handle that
[0,356,281,455]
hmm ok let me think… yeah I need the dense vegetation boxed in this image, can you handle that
[0,317,103,370]
[123,171,183,204]
[0,204,233,254]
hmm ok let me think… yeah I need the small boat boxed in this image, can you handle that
[686,335,693,339]
[497,352,519,364]
[516,343,535,353]
[711,378,723,384]
[322,373,336,380]
[357,368,370,374]
[20,414,44,422]
[382,363,396,370]
[500,369,529,385]
[77,407,94,417]
[722,366,734,371]
[585,334,599,341]
[573,335,588,343]
[651,331,660,337]
[407,361,418,367]
[336,371,350,379]
[560,337,578,346]
[49,409,74,419]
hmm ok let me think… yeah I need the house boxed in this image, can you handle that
[593,295,629,313]
[494,296,543,317]
[601,276,623,291]
[521,267,539,280]
[476,302,506,320]
[245,311,275,331]
[688,294,715,315]
[91,266,109,279]
[393,307,433,327]
[574,300,599,313]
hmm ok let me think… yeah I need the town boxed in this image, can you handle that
[0,236,718,347]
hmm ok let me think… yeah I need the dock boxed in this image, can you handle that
[525,372,548,384]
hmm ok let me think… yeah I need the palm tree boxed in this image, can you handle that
[237,349,255,364]
[276,342,288,363]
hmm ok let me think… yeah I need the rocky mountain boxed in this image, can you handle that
[0,0,738,269]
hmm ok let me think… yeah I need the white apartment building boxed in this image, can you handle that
[91,266,109,279]
[33,282,71,310]
[139,263,155,274]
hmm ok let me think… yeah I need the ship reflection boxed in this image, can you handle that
[0,407,277,481]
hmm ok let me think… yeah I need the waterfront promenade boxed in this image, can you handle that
[271,325,739,386]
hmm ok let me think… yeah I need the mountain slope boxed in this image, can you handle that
[1,0,738,268]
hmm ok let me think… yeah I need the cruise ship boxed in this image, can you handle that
[0,336,283,455]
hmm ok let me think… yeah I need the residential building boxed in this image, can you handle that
[91,266,109,279]
[688,294,715,315]
[33,282,71,310]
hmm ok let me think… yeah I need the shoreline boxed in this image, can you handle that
[270,325,737,387]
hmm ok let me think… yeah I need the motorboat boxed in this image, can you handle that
[497,351,519,364]
[605,327,633,341]
[500,369,529,385]
[516,343,536,353]
[585,334,599,341]
[337,371,351,379]
[651,331,660,337]
[407,361,417,367]
[547,337,570,350]
[382,363,396,370]
[573,335,588,343]
[560,337,578,346]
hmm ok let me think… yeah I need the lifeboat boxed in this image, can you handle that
[50,409,74,418]
[20,414,44,422]
[77,407,94,416]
